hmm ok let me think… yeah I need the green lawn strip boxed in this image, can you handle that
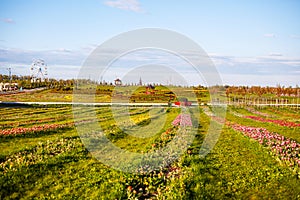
[0,110,72,126]
[229,106,272,119]
[128,108,165,126]
[20,158,128,199]
[0,115,96,131]
[0,128,78,158]
[229,106,271,117]
[230,106,300,123]
[1,116,73,129]
[269,106,300,115]
[3,108,72,120]
[0,115,72,129]
[113,108,180,153]
[0,90,72,102]
[0,106,100,129]
[97,107,152,125]
[188,109,211,153]
[1,105,96,121]
[260,106,300,120]
[262,106,300,122]
[0,106,71,118]
[128,107,152,116]
[226,112,300,142]
[229,106,254,116]
[95,107,154,119]
[94,108,161,137]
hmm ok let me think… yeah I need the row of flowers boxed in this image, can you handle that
[202,107,226,124]
[0,117,68,129]
[0,119,98,136]
[230,108,300,128]
[171,114,193,127]
[149,113,193,151]
[244,115,300,128]
[0,123,73,136]
[229,122,300,168]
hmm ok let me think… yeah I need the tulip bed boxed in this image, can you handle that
[0,105,300,199]
[244,115,300,128]
[0,123,72,136]
[171,113,193,126]
[208,106,300,177]
[229,123,300,171]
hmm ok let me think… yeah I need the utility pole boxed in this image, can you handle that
[6,67,12,91]
[297,88,300,110]
[7,67,11,82]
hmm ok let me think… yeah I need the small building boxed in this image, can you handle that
[11,83,19,90]
[3,83,10,91]
[145,84,155,95]
[114,78,122,86]
[0,82,18,92]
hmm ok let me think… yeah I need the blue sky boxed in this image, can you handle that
[0,0,300,86]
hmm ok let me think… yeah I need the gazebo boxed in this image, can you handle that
[114,78,122,86]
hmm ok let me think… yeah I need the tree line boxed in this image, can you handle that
[225,85,300,97]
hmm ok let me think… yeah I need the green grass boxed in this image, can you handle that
[0,128,77,158]
[0,85,212,103]
[0,89,73,102]
[0,105,299,199]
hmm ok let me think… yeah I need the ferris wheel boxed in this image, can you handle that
[30,59,48,82]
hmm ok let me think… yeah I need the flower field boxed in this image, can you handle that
[0,104,299,199]
[229,123,300,170]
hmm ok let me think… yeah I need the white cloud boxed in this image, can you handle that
[103,0,144,13]
[80,44,98,55]
[55,48,72,53]
[263,33,275,38]
[268,52,283,57]
[1,47,299,86]
[220,74,299,87]
[0,47,85,66]
[210,53,300,80]
[1,18,15,24]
